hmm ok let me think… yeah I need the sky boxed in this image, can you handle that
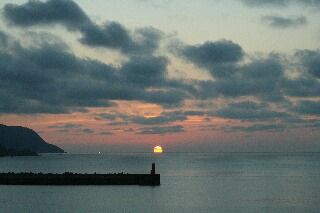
[1,0,320,153]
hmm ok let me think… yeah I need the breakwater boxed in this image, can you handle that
[0,163,160,186]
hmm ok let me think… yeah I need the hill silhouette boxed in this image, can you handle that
[0,145,38,157]
[0,124,64,153]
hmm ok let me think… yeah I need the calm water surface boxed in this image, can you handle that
[0,153,319,213]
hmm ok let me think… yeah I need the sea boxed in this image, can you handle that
[0,152,319,213]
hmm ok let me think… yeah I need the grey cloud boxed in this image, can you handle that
[48,123,83,132]
[279,49,320,98]
[296,49,320,78]
[0,31,8,47]
[282,77,320,97]
[241,0,291,7]
[95,113,129,125]
[80,24,163,55]
[0,33,189,114]
[215,101,290,121]
[173,39,320,105]
[262,15,307,28]
[193,54,286,102]
[204,117,316,132]
[96,110,204,126]
[48,123,94,133]
[174,40,287,102]
[175,39,319,109]
[124,128,134,132]
[81,128,94,134]
[0,96,69,114]
[133,27,163,53]
[223,123,287,132]
[175,40,244,78]
[293,101,320,115]
[303,0,320,8]
[170,110,206,116]
[48,123,82,129]
[99,131,113,135]
[303,120,320,128]
[79,22,132,49]
[135,0,172,8]
[137,125,184,135]
[131,113,186,125]
[182,40,244,64]
[3,0,90,29]
[108,121,130,126]
[80,24,163,54]
[95,113,124,121]
[2,1,320,124]
[170,110,206,115]
[3,0,162,55]
[140,90,187,107]
[121,56,168,87]
[241,0,320,8]
[0,41,114,113]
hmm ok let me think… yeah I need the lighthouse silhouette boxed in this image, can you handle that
[151,163,155,175]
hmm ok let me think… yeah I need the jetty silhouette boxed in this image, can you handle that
[0,163,160,186]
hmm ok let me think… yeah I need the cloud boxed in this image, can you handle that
[135,0,172,8]
[48,123,82,129]
[95,110,205,126]
[173,39,320,114]
[99,131,113,135]
[215,101,290,121]
[3,0,90,28]
[282,77,320,97]
[1,1,320,127]
[174,40,244,78]
[137,125,184,135]
[192,54,286,102]
[3,0,163,55]
[0,31,8,47]
[81,128,94,134]
[241,0,291,7]
[48,123,83,132]
[48,123,95,134]
[95,113,124,121]
[172,40,289,102]
[131,113,186,125]
[302,120,320,128]
[241,0,320,8]
[182,40,244,65]
[79,23,163,55]
[223,123,287,132]
[121,56,168,87]
[171,38,320,105]
[0,38,113,113]
[140,89,188,107]
[262,15,307,28]
[296,49,320,78]
[293,101,320,115]
[0,32,189,114]
[108,121,130,126]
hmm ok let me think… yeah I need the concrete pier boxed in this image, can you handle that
[0,164,160,186]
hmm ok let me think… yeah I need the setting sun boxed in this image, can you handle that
[153,146,163,153]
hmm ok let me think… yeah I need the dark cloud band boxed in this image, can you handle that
[3,0,162,55]
[262,15,307,28]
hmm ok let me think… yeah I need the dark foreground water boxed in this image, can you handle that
[0,153,320,213]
